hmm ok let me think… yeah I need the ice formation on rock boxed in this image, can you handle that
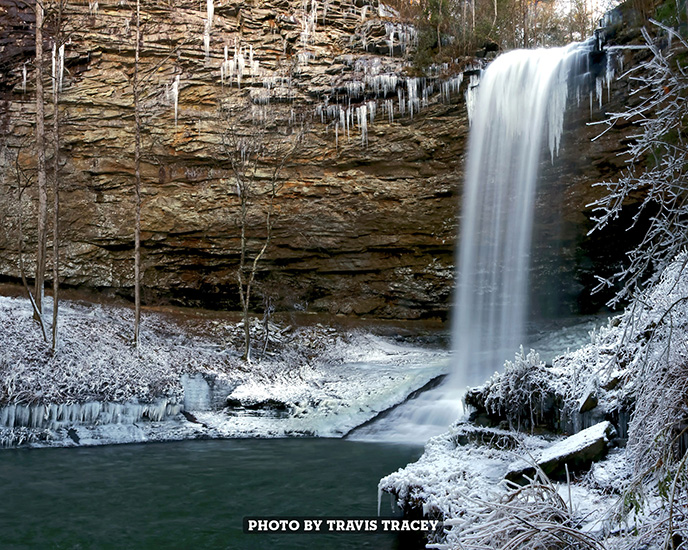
[52,43,65,94]
[171,74,180,126]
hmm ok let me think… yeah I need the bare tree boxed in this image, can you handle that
[588,23,688,307]
[133,0,142,347]
[128,3,187,347]
[34,0,48,318]
[13,141,48,341]
[50,0,67,351]
[221,111,305,361]
[587,24,688,548]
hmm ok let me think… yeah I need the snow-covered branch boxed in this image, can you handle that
[588,24,688,308]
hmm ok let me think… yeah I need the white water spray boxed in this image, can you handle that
[350,41,597,443]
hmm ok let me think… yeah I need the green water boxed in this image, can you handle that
[0,438,423,550]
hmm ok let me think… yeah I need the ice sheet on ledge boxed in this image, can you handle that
[1,342,450,448]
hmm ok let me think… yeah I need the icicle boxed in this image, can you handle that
[385,23,395,56]
[357,103,368,147]
[300,0,318,55]
[172,75,180,126]
[202,0,214,60]
[52,43,57,95]
[88,0,98,15]
[347,107,352,141]
[386,98,394,123]
[235,46,245,88]
[58,44,65,92]
[547,64,570,160]
[441,74,463,103]
[407,78,419,119]
[465,73,480,125]
[595,77,603,109]
[49,42,66,95]
[203,20,211,60]
[21,64,27,93]
[0,399,180,431]
[250,44,260,76]
[207,0,214,29]
[605,53,615,103]
[229,59,236,85]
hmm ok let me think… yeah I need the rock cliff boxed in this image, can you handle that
[0,0,641,319]
[1,0,467,319]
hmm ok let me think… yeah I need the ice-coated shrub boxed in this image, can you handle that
[439,469,605,550]
[481,347,561,432]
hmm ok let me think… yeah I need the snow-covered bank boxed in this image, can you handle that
[380,252,688,549]
[381,423,621,548]
[0,294,449,447]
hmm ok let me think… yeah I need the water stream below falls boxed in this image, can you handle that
[0,438,421,550]
[349,314,604,443]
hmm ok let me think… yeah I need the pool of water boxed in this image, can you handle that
[0,438,422,550]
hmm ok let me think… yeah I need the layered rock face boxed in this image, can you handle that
[0,0,641,319]
[0,0,465,319]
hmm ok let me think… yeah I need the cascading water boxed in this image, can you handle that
[451,42,590,390]
[350,41,598,443]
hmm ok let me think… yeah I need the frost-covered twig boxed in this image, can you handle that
[587,24,688,308]
[441,468,604,549]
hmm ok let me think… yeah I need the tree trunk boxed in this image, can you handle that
[238,189,250,361]
[34,0,47,317]
[462,0,467,47]
[522,0,528,48]
[471,0,475,32]
[15,152,47,341]
[133,0,142,347]
[242,294,251,362]
[51,0,64,352]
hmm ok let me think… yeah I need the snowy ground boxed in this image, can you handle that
[0,293,450,447]
[380,422,625,549]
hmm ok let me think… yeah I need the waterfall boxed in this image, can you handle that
[349,41,597,443]
[451,42,589,391]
